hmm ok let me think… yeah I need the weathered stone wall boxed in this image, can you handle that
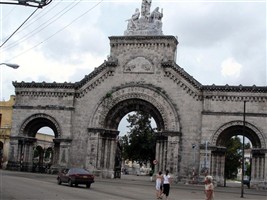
[8,35,267,186]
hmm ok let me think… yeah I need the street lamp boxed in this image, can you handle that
[0,0,52,8]
[0,63,19,69]
[0,62,19,100]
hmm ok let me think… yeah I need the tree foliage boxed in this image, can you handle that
[225,136,252,179]
[120,111,156,166]
[225,136,242,179]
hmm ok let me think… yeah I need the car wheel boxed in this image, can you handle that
[86,183,91,188]
[57,178,62,185]
[68,179,73,187]
[75,183,78,187]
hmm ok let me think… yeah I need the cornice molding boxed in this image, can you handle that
[203,95,266,102]
[109,35,178,45]
[75,59,117,90]
[202,111,267,118]
[162,61,202,100]
[13,105,74,111]
[203,84,267,93]
[13,81,75,89]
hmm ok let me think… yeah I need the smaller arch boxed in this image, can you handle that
[211,121,266,148]
[19,113,61,138]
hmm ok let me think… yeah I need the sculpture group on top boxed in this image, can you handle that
[124,0,163,36]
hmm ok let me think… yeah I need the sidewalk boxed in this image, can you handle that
[108,174,267,200]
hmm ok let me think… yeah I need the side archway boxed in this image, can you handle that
[19,113,61,138]
[209,121,266,187]
[8,113,61,172]
[211,121,266,149]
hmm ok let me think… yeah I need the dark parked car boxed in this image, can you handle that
[57,168,94,188]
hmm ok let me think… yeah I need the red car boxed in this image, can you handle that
[57,168,94,188]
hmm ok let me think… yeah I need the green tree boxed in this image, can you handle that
[121,111,156,167]
[225,136,242,179]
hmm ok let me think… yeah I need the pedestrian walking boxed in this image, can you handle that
[204,175,214,200]
[162,170,171,200]
[155,171,163,199]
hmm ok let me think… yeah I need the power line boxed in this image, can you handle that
[13,0,60,34]
[6,0,103,61]
[2,0,80,51]
[0,7,39,48]
[0,6,16,22]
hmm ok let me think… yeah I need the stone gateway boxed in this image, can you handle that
[7,0,267,188]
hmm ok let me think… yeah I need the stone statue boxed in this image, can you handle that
[149,7,163,22]
[126,8,140,30]
[124,0,163,36]
[141,0,152,18]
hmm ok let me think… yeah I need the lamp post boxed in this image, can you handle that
[241,101,246,198]
[192,144,196,168]
[0,63,19,69]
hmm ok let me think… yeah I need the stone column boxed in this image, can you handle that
[7,137,20,170]
[155,132,168,173]
[251,149,267,187]
[52,142,60,166]
[53,138,72,168]
[208,147,226,186]
[87,128,118,178]
[264,152,267,182]
[102,129,118,178]
[155,139,160,173]
[163,131,180,176]
[251,154,256,181]
[256,156,260,180]
[86,128,101,175]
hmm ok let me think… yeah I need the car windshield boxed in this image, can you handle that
[69,168,90,174]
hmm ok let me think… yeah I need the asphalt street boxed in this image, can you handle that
[0,170,266,200]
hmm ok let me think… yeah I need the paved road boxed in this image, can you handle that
[0,170,266,200]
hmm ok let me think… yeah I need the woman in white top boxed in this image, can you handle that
[162,170,171,199]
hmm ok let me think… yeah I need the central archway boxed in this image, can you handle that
[104,99,164,131]
[90,84,180,131]
[87,84,181,178]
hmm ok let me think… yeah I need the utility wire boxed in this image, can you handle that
[0,6,16,22]
[2,0,81,51]
[0,7,39,48]
[13,0,58,34]
[6,0,103,61]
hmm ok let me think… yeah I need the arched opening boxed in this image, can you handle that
[87,86,180,178]
[117,111,158,178]
[104,99,165,131]
[18,114,60,172]
[92,97,173,178]
[210,124,265,187]
[223,135,252,187]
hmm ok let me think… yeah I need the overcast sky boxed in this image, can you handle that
[0,0,266,134]
[1,0,266,99]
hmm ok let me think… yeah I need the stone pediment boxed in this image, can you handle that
[124,57,154,73]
